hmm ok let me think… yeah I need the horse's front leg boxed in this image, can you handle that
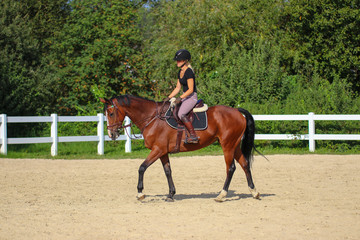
[137,148,163,200]
[160,154,176,202]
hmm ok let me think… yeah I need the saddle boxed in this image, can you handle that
[165,98,208,153]
[165,98,208,130]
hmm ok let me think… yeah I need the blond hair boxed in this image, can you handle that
[187,61,193,71]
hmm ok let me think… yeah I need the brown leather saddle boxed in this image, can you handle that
[165,100,208,153]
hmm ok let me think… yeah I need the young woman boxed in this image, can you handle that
[164,49,199,143]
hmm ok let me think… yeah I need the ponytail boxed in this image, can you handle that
[187,62,193,71]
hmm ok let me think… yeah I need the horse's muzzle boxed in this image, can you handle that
[106,122,123,140]
[108,129,121,140]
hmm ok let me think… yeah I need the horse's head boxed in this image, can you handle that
[100,97,125,140]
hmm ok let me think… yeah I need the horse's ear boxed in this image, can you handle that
[99,98,108,104]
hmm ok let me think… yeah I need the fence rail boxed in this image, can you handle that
[1,113,359,156]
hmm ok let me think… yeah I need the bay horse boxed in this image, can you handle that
[100,95,260,202]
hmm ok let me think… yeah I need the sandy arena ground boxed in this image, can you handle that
[0,155,359,240]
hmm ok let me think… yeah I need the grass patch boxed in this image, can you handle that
[1,139,359,160]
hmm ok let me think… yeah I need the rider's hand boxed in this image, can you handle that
[175,97,182,105]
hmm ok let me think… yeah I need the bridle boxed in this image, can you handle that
[105,103,129,131]
[105,98,169,139]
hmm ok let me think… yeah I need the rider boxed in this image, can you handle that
[164,49,199,144]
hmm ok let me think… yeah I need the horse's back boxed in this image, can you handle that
[209,105,246,122]
[207,105,247,134]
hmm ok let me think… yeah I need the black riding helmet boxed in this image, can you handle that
[173,49,191,61]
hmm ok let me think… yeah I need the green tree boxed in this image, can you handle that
[140,0,284,101]
[0,0,69,115]
[200,40,287,107]
[49,0,150,115]
[280,0,360,91]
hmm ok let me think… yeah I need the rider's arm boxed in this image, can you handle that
[168,80,181,98]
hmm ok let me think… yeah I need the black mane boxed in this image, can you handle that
[103,95,157,113]
[113,95,131,106]
[113,95,155,106]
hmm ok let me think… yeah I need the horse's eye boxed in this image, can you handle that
[109,113,114,117]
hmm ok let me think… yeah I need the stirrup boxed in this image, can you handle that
[185,136,199,144]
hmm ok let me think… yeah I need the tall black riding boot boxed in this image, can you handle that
[181,115,199,144]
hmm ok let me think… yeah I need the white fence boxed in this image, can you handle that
[1,113,360,156]
[0,114,138,156]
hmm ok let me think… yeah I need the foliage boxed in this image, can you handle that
[200,40,287,107]
[141,0,285,100]
[280,0,360,91]
[48,0,151,115]
[0,0,69,115]
[141,0,359,111]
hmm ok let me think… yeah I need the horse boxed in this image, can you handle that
[100,95,260,202]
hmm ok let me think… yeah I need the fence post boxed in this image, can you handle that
[125,116,131,153]
[308,112,315,152]
[51,114,58,156]
[97,113,104,155]
[0,114,7,155]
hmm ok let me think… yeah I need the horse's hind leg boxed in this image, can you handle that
[234,147,260,199]
[160,154,176,202]
[215,150,236,202]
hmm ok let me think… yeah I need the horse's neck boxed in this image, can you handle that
[123,98,157,129]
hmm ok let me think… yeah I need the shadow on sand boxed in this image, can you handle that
[141,190,275,202]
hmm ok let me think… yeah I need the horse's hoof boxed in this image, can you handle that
[249,187,260,199]
[136,193,145,201]
[165,197,174,202]
[214,197,225,202]
[253,192,260,199]
[214,190,227,202]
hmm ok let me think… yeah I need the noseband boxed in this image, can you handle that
[105,103,131,131]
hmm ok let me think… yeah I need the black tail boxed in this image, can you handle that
[238,108,267,166]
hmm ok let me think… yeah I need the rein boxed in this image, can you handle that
[106,99,169,140]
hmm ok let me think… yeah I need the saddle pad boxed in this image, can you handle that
[165,108,208,130]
